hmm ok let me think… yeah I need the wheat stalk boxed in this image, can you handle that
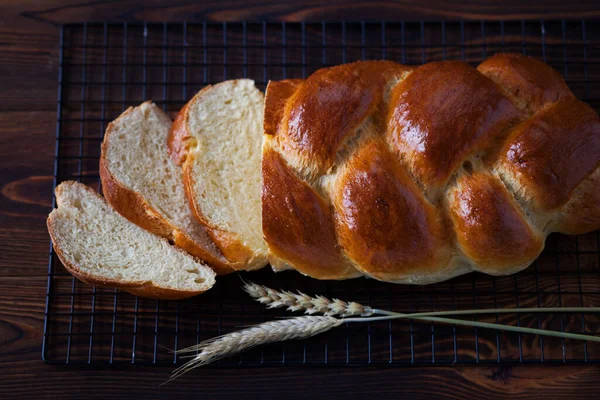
[243,281,374,317]
[166,282,600,382]
[243,281,600,319]
[165,316,341,384]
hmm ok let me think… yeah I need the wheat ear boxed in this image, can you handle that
[166,316,341,383]
[243,281,374,317]
[243,281,600,319]
[167,283,600,382]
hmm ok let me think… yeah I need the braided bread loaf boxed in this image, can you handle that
[262,53,600,284]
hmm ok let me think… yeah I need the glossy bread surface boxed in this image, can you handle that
[262,148,359,279]
[334,139,451,280]
[478,52,573,114]
[448,172,543,270]
[387,61,522,189]
[272,61,413,175]
[262,53,600,283]
[499,97,600,210]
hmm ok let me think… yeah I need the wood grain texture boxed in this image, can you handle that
[0,112,55,277]
[0,275,599,399]
[1,1,600,398]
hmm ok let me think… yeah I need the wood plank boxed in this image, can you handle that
[0,111,55,277]
[1,276,599,399]
[2,2,600,111]
[2,1,600,398]
[0,362,599,399]
[5,0,600,23]
[0,27,59,111]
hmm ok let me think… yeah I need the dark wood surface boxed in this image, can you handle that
[2,1,600,398]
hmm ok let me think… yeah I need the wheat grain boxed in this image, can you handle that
[167,315,341,382]
[243,281,374,317]
[165,283,600,382]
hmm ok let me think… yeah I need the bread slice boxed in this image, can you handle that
[100,101,235,274]
[169,80,268,270]
[47,181,216,299]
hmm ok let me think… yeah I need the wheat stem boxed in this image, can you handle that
[167,283,600,382]
[342,314,600,342]
[244,282,600,319]
[370,307,600,317]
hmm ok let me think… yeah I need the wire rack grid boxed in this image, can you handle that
[43,20,600,366]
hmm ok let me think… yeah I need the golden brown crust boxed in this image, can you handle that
[449,173,543,270]
[205,227,257,268]
[173,80,267,269]
[262,148,358,279]
[100,107,236,275]
[50,232,209,300]
[333,139,451,280]
[387,60,523,189]
[170,230,236,275]
[169,83,228,166]
[168,97,194,165]
[478,53,573,114]
[262,55,600,283]
[554,168,600,235]
[264,79,303,137]
[101,158,235,274]
[180,146,259,268]
[275,61,413,175]
[47,182,211,300]
[99,155,172,237]
[499,97,600,210]
[100,106,171,238]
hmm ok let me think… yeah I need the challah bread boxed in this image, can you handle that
[263,53,600,284]
[169,80,268,271]
[47,181,216,299]
[100,101,235,274]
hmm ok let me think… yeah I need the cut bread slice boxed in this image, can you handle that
[100,101,235,274]
[169,80,268,270]
[47,181,216,299]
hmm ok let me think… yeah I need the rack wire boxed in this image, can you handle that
[44,20,600,365]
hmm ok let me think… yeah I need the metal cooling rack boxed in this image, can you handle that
[44,20,600,365]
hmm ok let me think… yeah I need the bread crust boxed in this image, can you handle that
[448,172,544,271]
[170,81,267,270]
[478,53,573,114]
[262,147,361,279]
[168,95,194,165]
[553,167,600,235]
[497,97,600,211]
[47,181,214,300]
[333,139,452,280]
[99,153,172,237]
[262,54,600,283]
[100,103,236,275]
[271,61,413,177]
[387,60,523,190]
[180,156,263,269]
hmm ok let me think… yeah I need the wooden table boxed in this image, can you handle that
[2,1,599,398]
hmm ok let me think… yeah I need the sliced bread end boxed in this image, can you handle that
[170,80,268,270]
[100,101,236,275]
[48,181,216,299]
